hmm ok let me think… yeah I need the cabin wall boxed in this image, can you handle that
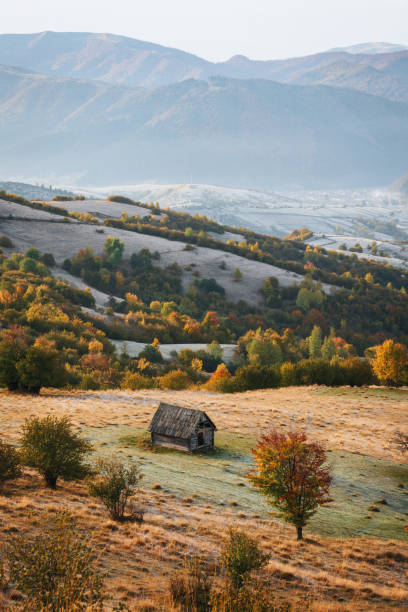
[191,425,214,450]
[204,427,214,446]
[151,433,190,451]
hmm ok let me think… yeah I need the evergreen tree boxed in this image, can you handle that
[308,325,322,359]
[321,328,336,360]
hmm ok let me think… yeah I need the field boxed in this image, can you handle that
[1,386,408,610]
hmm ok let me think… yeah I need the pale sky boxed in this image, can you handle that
[1,0,407,61]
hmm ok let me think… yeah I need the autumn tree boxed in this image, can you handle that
[371,339,408,386]
[246,332,283,367]
[206,363,231,391]
[248,430,332,540]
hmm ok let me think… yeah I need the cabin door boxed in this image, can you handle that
[197,431,204,446]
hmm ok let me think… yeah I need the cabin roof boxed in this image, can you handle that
[148,402,216,438]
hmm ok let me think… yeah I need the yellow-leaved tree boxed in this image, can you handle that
[371,339,408,386]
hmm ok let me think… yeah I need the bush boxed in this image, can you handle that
[88,458,143,521]
[16,345,66,393]
[80,373,101,390]
[195,349,221,372]
[0,441,21,489]
[341,357,374,386]
[138,343,163,363]
[233,365,281,391]
[51,194,73,201]
[20,415,92,488]
[0,342,23,391]
[280,362,297,386]
[169,556,214,612]
[25,247,41,260]
[121,371,154,390]
[0,236,13,248]
[7,511,106,610]
[107,195,136,205]
[220,527,269,590]
[279,357,374,388]
[41,252,56,267]
[210,580,272,612]
[293,358,336,386]
[159,369,192,390]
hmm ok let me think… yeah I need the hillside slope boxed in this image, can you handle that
[1,67,408,188]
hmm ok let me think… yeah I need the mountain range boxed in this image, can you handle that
[0,32,408,188]
[1,32,408,102]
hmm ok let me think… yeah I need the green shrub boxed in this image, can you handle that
[220,527,269,590]
[25,247,41,260]
[16,345,66,393]
[88,458,143,521]
[20,415,92,488]
[7,511,106,610]
[0,441,21,489]
[0,342,23,391]
[41,252,56,267]
[341,357,375,386]
[51,194,73,201]
[214,376,240,393]
[233,365,281,391]
[0,236,13,248]
[107,195,137,205]
[296,358,336,385]
[138,343,163,363]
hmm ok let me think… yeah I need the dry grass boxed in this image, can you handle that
[1,386,406,460]
[0,473,407,610]
[0,386,407,610]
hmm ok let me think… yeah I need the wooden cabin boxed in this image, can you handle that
[148,402,216,452]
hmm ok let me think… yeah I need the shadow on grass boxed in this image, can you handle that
[119,430,254,463]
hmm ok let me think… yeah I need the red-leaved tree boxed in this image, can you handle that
[248,430,332,540]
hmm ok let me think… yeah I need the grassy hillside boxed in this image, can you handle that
[0,387,407,610]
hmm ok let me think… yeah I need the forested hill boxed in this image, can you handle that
[1,66,408,187]
[1,191,408,358]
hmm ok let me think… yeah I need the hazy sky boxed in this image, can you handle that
[2,0,408,61]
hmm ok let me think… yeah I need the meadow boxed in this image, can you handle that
[1,385,407,610]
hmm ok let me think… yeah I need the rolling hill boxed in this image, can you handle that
[1,65,408,188]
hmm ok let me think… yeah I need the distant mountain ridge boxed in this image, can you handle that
[1,64,407,188]
[328,42,408,55]
[0,32,408,102]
